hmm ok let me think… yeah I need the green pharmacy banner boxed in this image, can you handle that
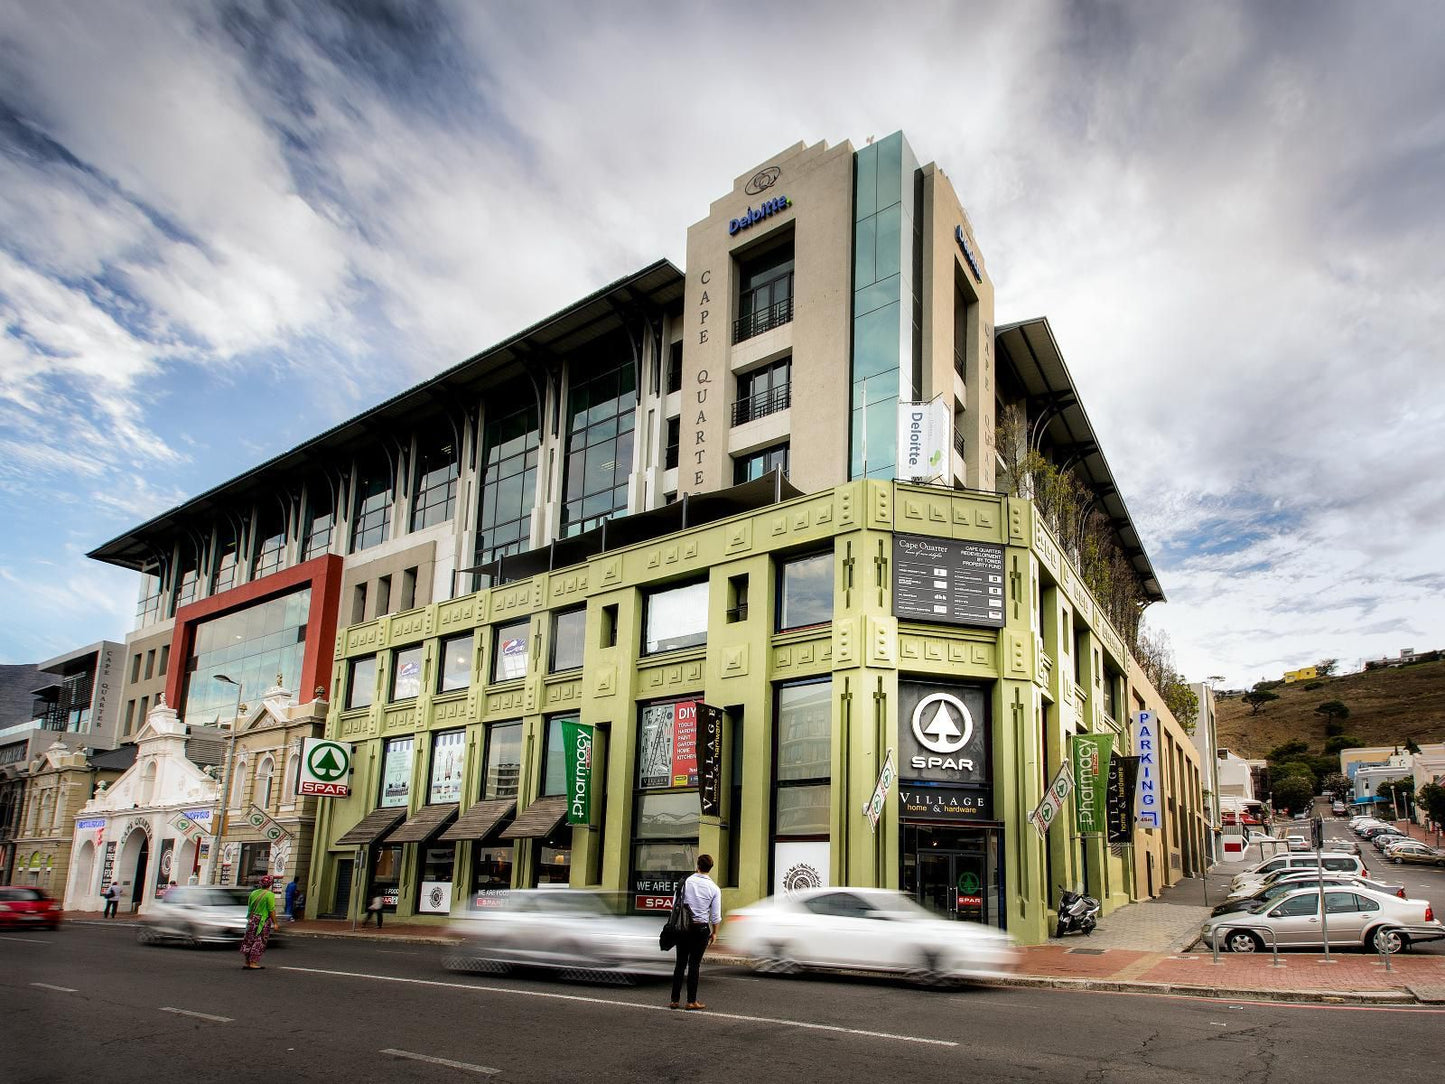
[562,721,595,825]
[1072,733,1114,836]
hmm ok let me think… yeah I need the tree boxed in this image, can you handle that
[1316,658,1339,677]
[1273,775,1314,815]
[1376,777,1415,817]
[1242,687,1280,715]
[1323,735,1363,755]
[1418,782,1445,829]
[1133,622,1199,734]
[1321,772,1352,803]
[1266,739,1309,761]
[1313,700,1350,725]
[1405,737,1421,754]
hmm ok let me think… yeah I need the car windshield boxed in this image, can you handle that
[0,887,45,901]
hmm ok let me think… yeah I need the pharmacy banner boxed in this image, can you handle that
[1072,733,1113,836]
[1029,761,1074,839]
[562,721,594,825]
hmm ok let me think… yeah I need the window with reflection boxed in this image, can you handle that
[561,344,636,537]
[253,508,286,578]
[733,442,790,484]
[438,634,472,693]
[411,431,459,531]
[482,722,522,800]
[137,563,164,625]
[550,608,586,672]
[774,679,831,838]
[390,645,424,701]
[540,715,572,797]
[643,581,708,654]
[777,550,834,631]
[302,485,335,560]
[379,736,414,807]
[492,620,529,682]
[631,699,701,913]
[346,656,376,711]
[351,457,394,553]
[213,527,239,593]
[429,729,466,804]
[181,588,312,727]
[474,391,540,584]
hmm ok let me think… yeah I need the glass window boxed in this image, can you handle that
[438,634,472,693]
[550,608,586,672]
[1324,892,1358,915]
[733,357,792,425]
[351,458,393,552]
[379,737,414,807]
[302,486,334,560]
[253,510,286,579]
[776,785,830,836]
[1270,894,1319,918]
[482,722,522,800]
[181,588,313,726]
[492,620,529,682]
[470,843,513,900]
[213,529,239,593]
[778,551,833,631]
[429,729,466,804]
[643,581,708,654]
[775,679,831,839]
[136,564,164,625]
[390,645,424,701]
[474,390,541,583]
[411,432,459,532]
[634,791,700,839]
[541,716,572,797]
[733,443,790,485]
[560,345,637,537]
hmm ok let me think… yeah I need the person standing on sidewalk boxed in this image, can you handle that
[284,876,301,922]
[670,854,721,1011]
[102,881,119,918]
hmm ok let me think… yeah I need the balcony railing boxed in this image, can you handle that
[731,383,792,426]
[953,429,966,458]
[733,296,794,344]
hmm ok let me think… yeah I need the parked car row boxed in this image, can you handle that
[1201,885,1442,954]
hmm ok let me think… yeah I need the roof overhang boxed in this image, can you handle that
[996,318,1165,603]
[88,261,685,571]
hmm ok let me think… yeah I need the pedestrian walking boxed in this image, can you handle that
[670,854,721,1011]
[102,881,119,918]
[364,893,385,927]
[284,876,301,922]
[240,875,277,970]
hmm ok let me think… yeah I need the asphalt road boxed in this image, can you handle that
[6,921,1445,1083]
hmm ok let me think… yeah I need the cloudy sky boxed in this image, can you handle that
[1,0,1441,689]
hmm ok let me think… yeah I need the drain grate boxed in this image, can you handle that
[1067,948,1108,955]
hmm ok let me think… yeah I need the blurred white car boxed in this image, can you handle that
[443,890,670,981]
[138,886,275,946]
[723,887,1018,986]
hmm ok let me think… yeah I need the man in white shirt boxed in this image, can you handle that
[670,854,722,1011]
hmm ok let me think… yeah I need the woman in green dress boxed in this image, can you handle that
[240,875,277,969]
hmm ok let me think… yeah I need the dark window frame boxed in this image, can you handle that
[346,656,377,711]
[549,607,587,673]
[641,579,709,656]
[776,549,834,633]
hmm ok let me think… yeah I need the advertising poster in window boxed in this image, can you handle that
[380,737,414,807]
[418,880,453,914]
[430,730,465,804]
[497,633,528,681]
[639,701,698,789]
[394,656,422,699]
[773,840,830,898]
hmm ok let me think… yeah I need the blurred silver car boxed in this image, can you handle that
[724,887,1019,986]
[138,886,273,946]
[1225,869,1404,903]
[1201,885,1443,954]
[443,890,670,981]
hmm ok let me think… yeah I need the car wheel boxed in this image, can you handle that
[754,941,799,976]
[1394,857,1403,864]
[1371,927,1408,955]
[1225,930,1262,953]
[1436,859,1445,868]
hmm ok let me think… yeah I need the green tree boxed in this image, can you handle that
[1316,658,1339,677]
[1321,772,1352,803]
[1376,777,1415,816]
[1243,687,1280,715]
[1418,782,1445,828]
[1266,739,1309,761]
[1313,700,1350,725]
[1133,623,1199,734]
[1272,775,1315,815]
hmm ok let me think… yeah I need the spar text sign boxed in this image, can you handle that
[1131,711,1161,829]
[300,738,353,797]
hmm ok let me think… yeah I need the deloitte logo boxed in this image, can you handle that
[300,738,353,797]
[729,195,793,235]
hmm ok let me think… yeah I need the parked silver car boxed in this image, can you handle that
[443,890,670,980]
[1383,840,1445,867]
[1201,885,1443,954]
[137,886,273,946]
[1224,869,1405,903]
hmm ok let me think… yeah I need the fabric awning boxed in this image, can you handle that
[500,796,568,840]
[387,803,459,844]
[439,798,517,843]
[334,806,407,847]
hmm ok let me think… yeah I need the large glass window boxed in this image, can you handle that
[181,588,312,727]
[492,620,529,682]
[438,634,473,694]
[175,551,201,607]
[429,729,466,804]
[302,485,334,560]
[390,645,424,701]
[137,563,164,626]
[775,680,831,838]
[346,656,376,711]
[735,242,795,344]
[482,722,522,800]
[379,736,414,807]
[643,581,708,654]
[253,509,286,579]
[550,609,586,672]
[733,443,790,484]
[561,347,636,537]
[733,357,791,425]
[212,527,239,593]
[474,391,540,582]
[411,432,459,532]
[778,551,834,631]
[540,716,572,797]
[351,458,394,553]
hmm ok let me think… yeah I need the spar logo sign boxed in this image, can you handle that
[300,738,353,797]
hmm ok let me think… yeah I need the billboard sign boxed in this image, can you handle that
[896,398,950,482]
[892,534,1005,628]
[299,738,353,797]
[639,701,699,790]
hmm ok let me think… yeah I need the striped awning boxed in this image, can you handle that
[334,807,406,847]
[387,804,459,844]
[439,798,516,843]
[500,796,568,840]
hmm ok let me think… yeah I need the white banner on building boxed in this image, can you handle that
[1132,711,1162,829]
[896,397,951,482]
[418,880,453,914]
[773,841,830,899]
[1029,761,1074,839]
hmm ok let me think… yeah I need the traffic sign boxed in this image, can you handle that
[300,737,353,797]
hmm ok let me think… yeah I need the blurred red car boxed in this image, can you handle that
[0,886,63,929]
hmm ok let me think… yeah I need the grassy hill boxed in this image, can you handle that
[1215,659,1445,759]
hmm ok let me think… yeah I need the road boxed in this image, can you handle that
[5,921,1444,1082]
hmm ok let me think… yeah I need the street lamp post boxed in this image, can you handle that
[212,675,243,885]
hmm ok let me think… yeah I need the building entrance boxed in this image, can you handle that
[901,824,1004,929]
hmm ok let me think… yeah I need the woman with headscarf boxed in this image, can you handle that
[240,875,277,970]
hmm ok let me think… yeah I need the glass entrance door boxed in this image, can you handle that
[903,824,1004,929]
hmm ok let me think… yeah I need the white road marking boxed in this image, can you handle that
[380,1049,500,1075]
[159,1007,233,1023]
[283,966,959,1047]
[0,936,52,945]
[31,982,77,992]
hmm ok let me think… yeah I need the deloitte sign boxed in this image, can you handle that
[299,738,354,797]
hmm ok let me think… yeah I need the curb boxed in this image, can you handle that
[991,974,1418,1005]
[284,928,459,947]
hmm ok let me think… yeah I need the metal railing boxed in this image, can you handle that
[953,429,966,458]
[731,383,791,426]
[733,296,794,343]
[1209,923,1282,967]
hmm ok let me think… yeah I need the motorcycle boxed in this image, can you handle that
[1056,885,1100,937]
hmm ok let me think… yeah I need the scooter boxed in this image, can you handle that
[1056,885,1101,937]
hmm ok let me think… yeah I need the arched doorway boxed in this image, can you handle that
[130,837,150,910]
[69,840,95,908]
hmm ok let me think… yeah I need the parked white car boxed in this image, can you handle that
[724,887,1019,986]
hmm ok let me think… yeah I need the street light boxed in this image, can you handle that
[212,674,243,885]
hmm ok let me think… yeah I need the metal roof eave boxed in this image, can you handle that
[996,317,1165,604]
[88,261,684,570]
